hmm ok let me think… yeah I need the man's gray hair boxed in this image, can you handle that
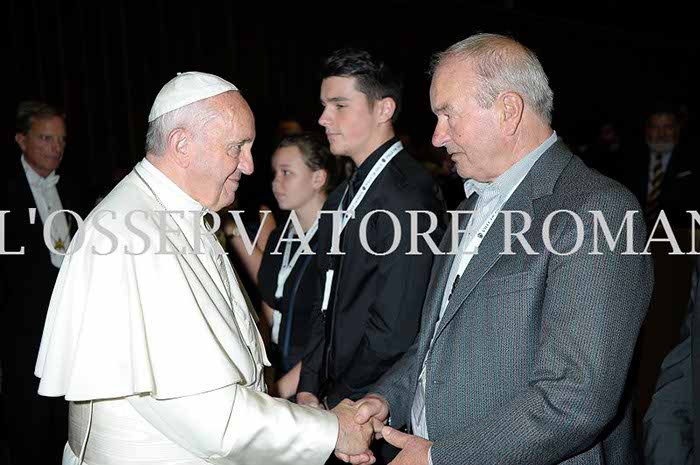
[431,33,554,124]
[145,99,210,156]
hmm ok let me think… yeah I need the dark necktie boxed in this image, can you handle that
[342,171,359,211]
[646,152,664,226]
[448,274,461,302]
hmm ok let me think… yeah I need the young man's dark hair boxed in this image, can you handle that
[321,48,403,123]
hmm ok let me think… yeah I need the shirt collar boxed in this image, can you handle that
[21,154,60,189]
[650,150,673,163]
[135,158,204,213]
[463,131,558,199]
[463,179,490,198]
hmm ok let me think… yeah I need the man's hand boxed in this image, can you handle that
[296,391,323,409]
[332,399,375,464]
[354,393,390,439]
[382,426,433,465]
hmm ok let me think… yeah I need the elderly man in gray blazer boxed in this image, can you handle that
[340,33,654,465]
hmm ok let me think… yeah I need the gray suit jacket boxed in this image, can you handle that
[643,257,698,465]
[374,140,653,464]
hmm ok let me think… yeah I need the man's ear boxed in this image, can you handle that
[15,133,27,153]
[376,97,397,124]
[311,169,327,191]
[167,128,191,168]
[499,92,524,136]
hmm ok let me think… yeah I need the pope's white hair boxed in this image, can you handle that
[145,99,211,156]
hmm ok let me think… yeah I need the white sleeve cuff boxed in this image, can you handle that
[127,384,338,465]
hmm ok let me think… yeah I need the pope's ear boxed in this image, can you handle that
[167,128,191,168]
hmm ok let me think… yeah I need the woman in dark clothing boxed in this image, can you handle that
[257,133,335,398]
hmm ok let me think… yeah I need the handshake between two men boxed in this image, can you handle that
[326,394,434,465]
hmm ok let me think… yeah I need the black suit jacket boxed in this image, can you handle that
[624,143,698,228]
[0,157,85,391]
[0,156,87,462]
[299,139,446,407]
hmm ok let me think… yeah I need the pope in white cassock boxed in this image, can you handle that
[34,72,375,465]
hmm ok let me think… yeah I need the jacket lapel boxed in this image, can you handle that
[415,197,475,360]
[431,140,573,342]
[432,177,534,341]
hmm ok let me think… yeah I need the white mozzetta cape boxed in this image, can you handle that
[36,160,269,399]
[35,160,337,465]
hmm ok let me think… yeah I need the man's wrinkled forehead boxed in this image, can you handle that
[430,60,471,109]
[231,94,256,138]
[203,92,253,127]
[228,96,256,144]
[29,115,66,133]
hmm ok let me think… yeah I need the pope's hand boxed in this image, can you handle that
[332,399,375,464]
[335,393,389,463]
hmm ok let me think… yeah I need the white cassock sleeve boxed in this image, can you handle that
[127,384,338,465]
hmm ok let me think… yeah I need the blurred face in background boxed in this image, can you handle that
[646,112,680,153]
[271,145,325,211]
[15,116,66,177]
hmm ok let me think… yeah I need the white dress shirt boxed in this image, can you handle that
[21,155,72,268]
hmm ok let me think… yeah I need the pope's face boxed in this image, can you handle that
[188,92,255,211]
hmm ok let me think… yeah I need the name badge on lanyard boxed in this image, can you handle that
[320,141,403,313]
[272,222,319,344]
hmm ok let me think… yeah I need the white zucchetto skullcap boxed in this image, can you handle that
[148,71,239,123]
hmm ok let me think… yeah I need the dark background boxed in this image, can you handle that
[5,0,698,205]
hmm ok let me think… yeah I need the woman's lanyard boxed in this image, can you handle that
[275,221,319,299]
[271,221,318,345]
